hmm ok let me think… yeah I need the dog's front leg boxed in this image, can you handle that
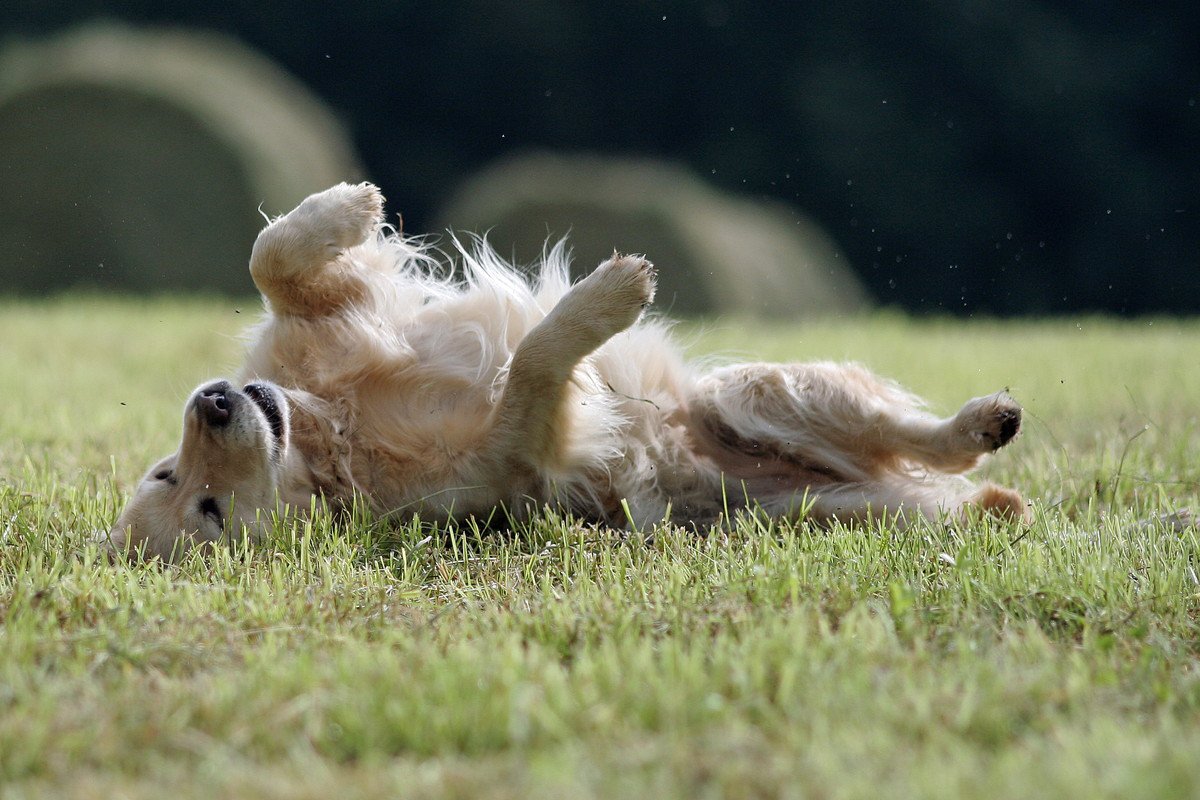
[249,182,384,316]
[484,253,656,473]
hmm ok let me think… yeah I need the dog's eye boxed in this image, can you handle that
[154,469,177,486]
[199,497,223,528]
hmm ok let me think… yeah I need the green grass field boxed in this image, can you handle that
[2,296,1199,798]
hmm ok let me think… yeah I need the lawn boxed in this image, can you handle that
[2,296,1199,798]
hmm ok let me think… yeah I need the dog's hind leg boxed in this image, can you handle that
[690,362,1021,478]
[249,183,384,316]
[690,361,1028,521]
[483,253,656,474]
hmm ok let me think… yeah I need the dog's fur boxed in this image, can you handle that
[108,182,1025,560]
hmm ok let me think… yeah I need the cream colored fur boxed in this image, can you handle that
[108,182,1026,561]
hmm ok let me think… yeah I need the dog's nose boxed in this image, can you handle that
[195,382,233,427]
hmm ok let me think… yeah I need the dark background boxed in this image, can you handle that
[5,0,1198,315]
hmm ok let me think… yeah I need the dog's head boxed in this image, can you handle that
[107,379,290,561]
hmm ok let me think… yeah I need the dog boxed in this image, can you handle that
[107,182,1025,560]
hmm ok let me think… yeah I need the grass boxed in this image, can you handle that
[2,295,1200,798]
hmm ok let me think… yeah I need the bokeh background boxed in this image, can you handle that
[2,1,1197,316]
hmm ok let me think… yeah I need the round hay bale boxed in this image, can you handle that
[437,154,868,316]
[0,24,363,294]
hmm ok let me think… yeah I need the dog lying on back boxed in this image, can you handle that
[108,182,1025,560]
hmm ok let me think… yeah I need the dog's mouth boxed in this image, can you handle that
[243,382,286,442]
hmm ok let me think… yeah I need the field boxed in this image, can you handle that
[2,296,1199,798]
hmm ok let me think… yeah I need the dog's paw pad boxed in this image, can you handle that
[956,392,1023,452]
[992,408,1021,448]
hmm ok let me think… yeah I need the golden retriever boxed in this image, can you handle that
[108,182,1025,560]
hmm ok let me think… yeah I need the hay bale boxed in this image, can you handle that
[0,24,363,294]
[437,154,868,316]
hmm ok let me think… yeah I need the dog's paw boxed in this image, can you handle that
[568,253,657,336]
[952,391,1022,452]
[961,482,1031,523]
[289,182,384,253]
[597,251,656,305]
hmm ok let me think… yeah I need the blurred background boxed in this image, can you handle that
[1,1,1196,316]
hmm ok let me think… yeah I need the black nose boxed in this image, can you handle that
[195,381,233,427]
